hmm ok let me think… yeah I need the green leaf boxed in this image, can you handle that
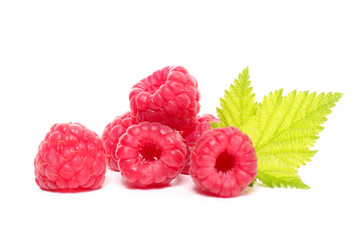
[242,90,343,188]
[214,67,343,189]
[213,67,258,130]
[210,121,223,129]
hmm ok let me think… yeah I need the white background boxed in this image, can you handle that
[1,0,360,239]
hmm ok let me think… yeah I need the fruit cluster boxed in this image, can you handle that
[34,66,257,197]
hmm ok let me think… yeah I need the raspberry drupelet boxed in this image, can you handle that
[115,122,187,187]
[101,112,137,171]
[34,123,106,191]
[190,127,257,197]
[129,66,200,131]
[181,114,219,174]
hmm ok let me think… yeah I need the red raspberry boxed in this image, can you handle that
[115,122,187,187]
[181,114,219,175]
[101,112,137,171]
[34,123,106,191]
[190,127,257,197]
[129,66,200,131]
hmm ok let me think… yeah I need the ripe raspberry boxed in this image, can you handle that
[34,123,106,191]
[181,114,219,175]
[190,127,257,197]
[101,112,137,171]
[115,122,187,187]
[129,66,200,131]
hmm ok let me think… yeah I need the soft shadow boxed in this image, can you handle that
[171,174,189,186]
[121,174,189,190]
[192,184,261,198]
[241,184,261,196]
[39,186,102,194]
[123,181,172,190]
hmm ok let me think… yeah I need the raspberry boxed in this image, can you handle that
[181,114,219,175]
[190,127,257,197]
[115,122,187,187]
[129,66,200,131]
[34,123,106,191]
[101,112,137,171]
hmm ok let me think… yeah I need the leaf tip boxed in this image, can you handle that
[335,92,344,99]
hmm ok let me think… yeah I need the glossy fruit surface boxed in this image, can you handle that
[116,122,187,187]
[34,123,106,191]
[129,66,200,131]
[190,127,257,197]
